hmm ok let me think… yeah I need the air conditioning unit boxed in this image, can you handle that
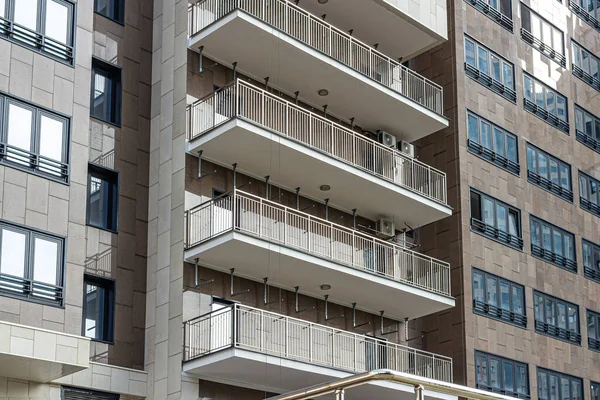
[399,141,415,158]
[378,131,397,149]
[376,218,395,239]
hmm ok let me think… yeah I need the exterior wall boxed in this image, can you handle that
[378,0,448,42]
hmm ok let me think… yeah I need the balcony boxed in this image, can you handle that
[183,304,453,399]
[184,190,454,320]
[0,321,90,383]
[187,80,451,226]
[187,0,448,141]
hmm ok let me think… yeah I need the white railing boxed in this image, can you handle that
[183,304,453,383]
[187,80,448,205]
[187,0,443,115]
[184,190,451,297]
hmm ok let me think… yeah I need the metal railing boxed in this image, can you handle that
[187,0,443,115]
[183,303,453,382]
[187,80,448,205]
[184,190,451,296]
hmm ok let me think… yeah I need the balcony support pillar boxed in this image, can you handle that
[335,389,345,400]
[415,385,425,400]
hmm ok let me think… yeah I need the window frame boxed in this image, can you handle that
[82,274,115,344]
[592,381,600,400]
[475,350,530,398]
[574,104,600,153]
[572,40,600,91]
[469,188,523,250]
[520,3,566,66]
[529,215,577,272]
[472,267,527,328]
[94,0,125,25]
[523,73,570,134]
[583,239,600,283]
[86,163,119,233]
[466,109,520,175]
[464,0,513,31]
[90,58,123,127]
[525,143,573,202]
[568,0,600,34]
[578,171,600,217]
[533,291,581,345]
[464,35,516,102]
[588,309,600,352]
[0,220,65,307]
[537,368,583,400]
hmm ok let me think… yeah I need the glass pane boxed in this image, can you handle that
[96,0,110,15]
[562,378,571,400]
[557,96,567,122]
[478,47,489,75]
[500,0,511,16]
[591,180,599,205]
[473,271,485,303]
[592,383,600,400]
[535,83,545,109]
[508,210,518,236]
[522,6,532,32]
[524,76,533,102]
[33,237,58,285]
[591,57,599,81]
[568,305,578,332]
[85,282,99,339]
[553,230,563,256]
[543,224,552,251]
[538,371,548,400]
[580,175,589,200]
[476,354,488,386]
[583,242,592,268]
[88,175,106,228]
[564,234,574,261]
[553,28,563,54]
[45,0,70,44]
[546,90,555,116]
[557,302,567,329]
[471,192,482,221]
[585,114,594,136]
[527,146,537,173]
[550,375,559,400]
[575,108,584,132]
[534,294,544,321]
[496,203,507,232]
[513,286,524,314]
[468,114,479,143]
[531,13,541,39]
[549,159,559,185]
[503,63,514,89]
[39,115,65,162]
[0,0,4,18]
[0,228,26,278]
[506,135,517,163]
[503,361,514,393]
[483,197,494,226]
[7,104,33,151]
[491,55,501,82]
[494,128,504,156]
[538,152,548,179]
[559,164,570,190]
[500,281,510,310]
[583,50,590,74]
[489,359,500,389]
[14,0,38,31]
[481,121,492,150]
[595,119,600,141]
[516,365,528,395]
[531,219,540,246]
[572,380,582,400]
[573,43,581,67]
[542,21,552,44]
[487,276,497,306]
[589,313,597,340]
[92,70,110,121]
[465,39,476,67]
[546,297,556,325]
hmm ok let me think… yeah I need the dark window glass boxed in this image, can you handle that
[572,41,600,90]
[476,351,529,398]
[523,73,569,133]
[83,275,115,343]
[588,310,600,351]
[520,4,565,65]
[533,292,580,344]
[537,369,583,400]
[472,268,527,327]
[526,144,572,201]
[592,382,600,400]
[87,164,119,232]
[464,0,512,31]
[470,189,523,249]
[91,59,122,126]
[94,0,124,23]
[583,239,600,282]
[579,171,600,216]
[529,216,576,272]
[63,387,119,400]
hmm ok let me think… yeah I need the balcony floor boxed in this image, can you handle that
[183,347,458,400]
[185,231,455,321]
[188,11,448,142]
[189,119,452,227]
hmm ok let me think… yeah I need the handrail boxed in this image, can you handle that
[186,79,448,205]
[187,0,443,114]
[183,303,453,383]
[184,189,452,296]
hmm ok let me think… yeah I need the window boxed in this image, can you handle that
[583,239,600,283]
[526,144,572,202]
[523,74,569,133]
[83,275,115,343]
[575,105,600,153]
[520,4,566,66]
[530,216,576,272]
[94,0,124,24]
[465,0,513,31]
[62,387,119,400]
[470,189,523,249]
[0,93,70,182]
[467,110,519,174]
[572,41,600,91]
[569,0,600,33]
[475,351,529,398]
[0,0,74,64]
[593,382,600,400]
[464,36,516,102]
[579,171,600,217]
[91,59,122,126]
[472,268,526,328]
[588,309,600,351]
[534,292,580,344]
[87,164,119,232]
[537,368,583,400]
[0,221,64,306]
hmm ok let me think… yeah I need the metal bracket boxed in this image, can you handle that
[232,163,238,190]
[335,389,345,400]
[232,61,238,81]
[380,311,398,336]
[352,209,357,230]
[193,258,214,287]
[324,295,344,321]
[197,151,217,180]
[198,46,217,73]
[265,175,270,198]
[263,278,282,305]
[295,287,315,313]
[230,268,250,297]
[294,91,300,105]
[352,303,370,328]
[324,198,330,221]
[295,187,300,209]
[404,317,409,341]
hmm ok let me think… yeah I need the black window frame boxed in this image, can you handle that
[529,215,577,273]
[0,92,71,183]
[526,143,573,202]
[0,0,75,65]
[587,309,600,352]
[0,220,65,307]
[583,239,600,284]
[520,3,566,67]
[472,267,527,328]
[578,171,600,217]
[574,104,600,153]
[82,274,115,344]
[568,0,600,33]
[537,368,584,400]
[464,0,513,31]
[523,73,569,134]
[464,35,516,102]
[533,291,581,345]
[62,387,119,400]
[470,188,523,250]
[94,0,124,25]
[592,382,600,400]
[91,58,122,127]
[466,109,520,175]
[572,40,600,92]
[475,350,530,398]
[86,163,119,233]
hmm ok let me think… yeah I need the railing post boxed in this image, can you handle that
[232,304,237,348]
[260,309,264,352]
[259,198,263,237]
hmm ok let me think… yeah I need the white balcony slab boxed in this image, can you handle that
[188,119,451,227]
[183,347,457,400]
[0,321,90,383]
[188,11,448,142]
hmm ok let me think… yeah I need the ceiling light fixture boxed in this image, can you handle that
[320,185,331,191]
[318,89,329,96]
[318,0,329,3]
[320,284,332,290]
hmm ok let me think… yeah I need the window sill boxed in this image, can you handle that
[473,300,527,328]
[531,245,577,273]
[527,170,573,203]
[520,28,566,67]
[584,266,600,284]
[581,198,600,218]
[90,115,122,129]
[464,0,514,32]
[465,63,516,103]
[94,11,125,26]
[88,337,115,345]
[523,98,570,134]
[475,384,530,399]
[467,140,520,175]
[568,0,600,33]
[534,320,581,345]
[576,130,600,154]
[86,222,118,235]
[572,64,600,92]
[470,218,524,250]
